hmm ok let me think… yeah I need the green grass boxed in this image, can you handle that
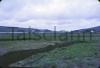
[9,41,99,67]
[1,32,100,67]
[44,42,96,61]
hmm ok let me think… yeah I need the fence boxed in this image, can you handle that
[0,27,99,41]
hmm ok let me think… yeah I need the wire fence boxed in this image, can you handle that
[0,27,99,41]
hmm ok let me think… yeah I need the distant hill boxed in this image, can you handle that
[72,26,100,33]
[0,26,28,32]
[90,26,100,32]
[0,26,52,33]
[0,26,100,33]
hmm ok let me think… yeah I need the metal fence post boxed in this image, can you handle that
[54,26,57,41]
[83,32,85,41]
[90,30,94,41]
[11,27,14,40]
[23,31,26,40]
[28,26,31,40]
[77,32,80,41]
[66,32,68,41]
[70,31,73,41]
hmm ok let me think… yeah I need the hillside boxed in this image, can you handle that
[0,26,51,33]
[0,26,100,33]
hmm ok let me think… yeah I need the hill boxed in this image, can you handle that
[0,26,51,33]
[0,26,100,33]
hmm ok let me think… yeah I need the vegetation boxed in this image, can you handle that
[9,41,100,68]
[0,32,100,68]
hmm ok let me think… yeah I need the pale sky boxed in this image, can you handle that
[0,0,100,31]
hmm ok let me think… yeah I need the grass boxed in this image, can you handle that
[0,40,56,52]
[45,42,96,61]
[9,41,99,68]
[0,32,100,67]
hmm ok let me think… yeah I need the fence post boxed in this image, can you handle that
[28,26,31,40]
[23,31,26,40]
[66,32,68,41]
[83,31,85,41]
[77,32,80,41]
[90,30,94,41]
[70,31,73,41]
[54,26,57,41]
[11,27,14,40]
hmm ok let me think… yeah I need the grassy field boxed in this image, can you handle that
[0,32,100,68]
[9,41,100,68]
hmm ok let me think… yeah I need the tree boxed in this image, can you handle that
[98,0,100,2]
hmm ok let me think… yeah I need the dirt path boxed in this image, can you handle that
[0,48,8,56]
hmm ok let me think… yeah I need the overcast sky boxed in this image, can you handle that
[0,0,100,31]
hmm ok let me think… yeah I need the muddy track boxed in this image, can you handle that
[0,41,85,68]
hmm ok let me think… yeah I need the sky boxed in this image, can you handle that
[0,0,100,31]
